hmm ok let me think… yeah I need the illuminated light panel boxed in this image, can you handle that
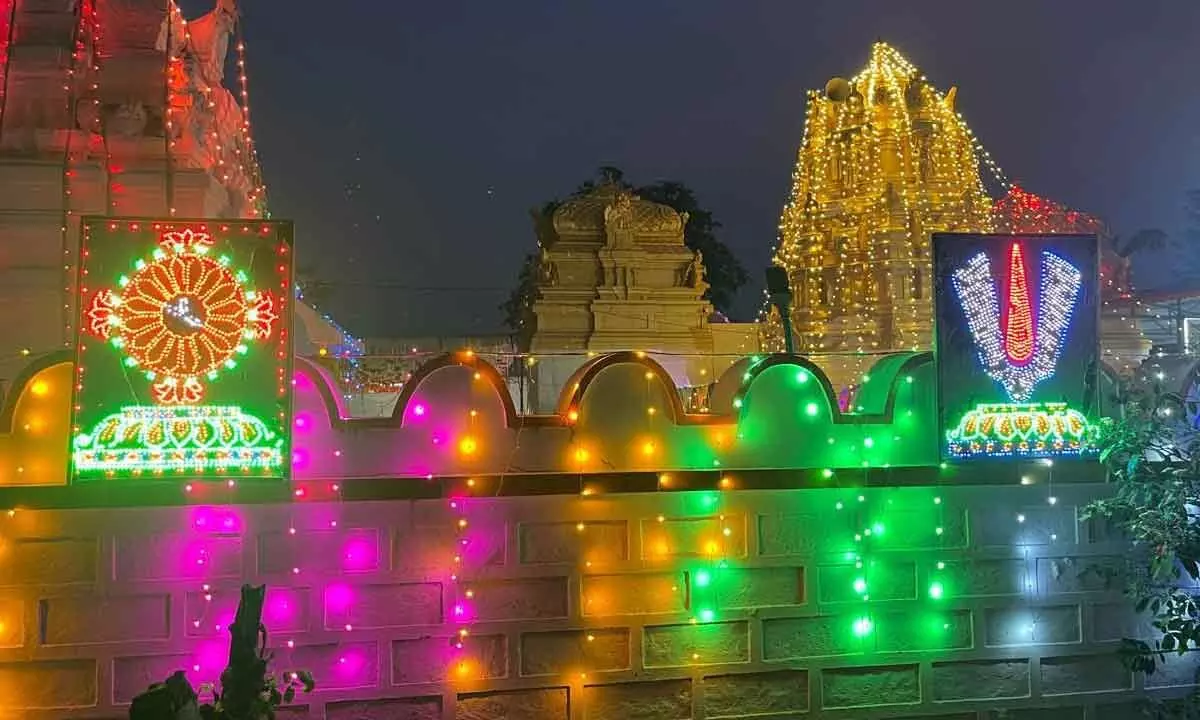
[72,406,284,473]
[72,220,294,481]
[946,402,1097,459]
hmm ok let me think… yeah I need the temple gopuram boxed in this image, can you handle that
[765,42,1149,384]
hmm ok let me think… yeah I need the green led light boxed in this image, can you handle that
[871,523,885,536]
[853,617,873,636]
[695,570,711,588]
[853,577,867,594]
[796,370,809,384]
[822,468,833,479]
[929,582,944,599]
[805,402,819,416]
[699,608,715,622]
[72,405,284,476]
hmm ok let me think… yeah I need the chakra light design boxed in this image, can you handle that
[946,239,1097,458]
[71,221,292,480]
[84,228,278,405]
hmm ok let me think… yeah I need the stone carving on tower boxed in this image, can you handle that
[528,181,711,354]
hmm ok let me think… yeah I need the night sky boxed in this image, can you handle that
[216,1,1199,337]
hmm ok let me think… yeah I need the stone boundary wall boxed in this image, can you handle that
[0,482,1187,719]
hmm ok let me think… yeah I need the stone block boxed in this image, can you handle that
[876,507,969,550]
[324,582,442,629]
[276,705,310,720]
[328,697,442,720]
[1041,654,1132,695]
[393,524,505,574]
[0,659,97,709]
[113,654,189,704]
[703,670,808,718]
[521,628,630,676]
[642,514,746,559]
[114,534,241,581]
[1092,701,1153,720]
[1145,650,1200,688]
[876,609,973,653]
[0,537,97,586]
[931,659,1030,701]
[471,577,568,622]
[983,710,1085,720]
[818,560,916,603]
[583,679,691,720]
[457,687,569,720]
[643,620,748,668]
[821,664,920,709]
[983,605,1081,646]
[583,572,686,616]
[258,528,380,575]
[393,634,506,685]
[187,586,310,637]
[1091,602,1152,642]
[520,520,629,564]
[1037,556,1125,595]
[41,593,169,645]
[0,597,23,647]
[973,505,1078,547]
[758,511,855,556]
[285,642,378,690]
[763,614,867,660]
[937,558,1028,597]
[715,567,803,608]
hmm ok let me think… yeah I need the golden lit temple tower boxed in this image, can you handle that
[771,42,997,355]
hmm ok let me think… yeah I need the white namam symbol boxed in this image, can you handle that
[951,242,1082,403]
[163,296,206,334]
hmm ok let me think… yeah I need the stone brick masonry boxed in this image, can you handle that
[0,482,1191,719]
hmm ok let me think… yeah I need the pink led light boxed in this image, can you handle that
[412,403,426,417]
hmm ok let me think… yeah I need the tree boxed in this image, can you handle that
[1083,379,1200,717]
[501,167,748,338]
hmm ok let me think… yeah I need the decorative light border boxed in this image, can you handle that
[70,219,294,481]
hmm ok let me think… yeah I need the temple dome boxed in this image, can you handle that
[551,182,684,238]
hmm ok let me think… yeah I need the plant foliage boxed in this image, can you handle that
[129,585,314,720]
[1083,378,1200,716]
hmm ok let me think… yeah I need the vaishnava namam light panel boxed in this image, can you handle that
[933,233,1100,460]
[70,219,294,481]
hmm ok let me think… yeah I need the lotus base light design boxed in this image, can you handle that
[72,405,284,476]
[946,402,1099,459]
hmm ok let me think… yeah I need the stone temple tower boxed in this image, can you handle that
[770,42,994,356]
[0,0,263,381]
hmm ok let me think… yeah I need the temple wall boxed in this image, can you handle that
[0,483,1185,719]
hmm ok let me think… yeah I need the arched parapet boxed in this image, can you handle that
[0,352,73,486]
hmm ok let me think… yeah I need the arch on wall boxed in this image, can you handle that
[736,351,934,425]
[0,351,72,433]
[558,351,728,426]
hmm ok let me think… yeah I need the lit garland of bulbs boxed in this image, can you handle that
[771,42,995,359]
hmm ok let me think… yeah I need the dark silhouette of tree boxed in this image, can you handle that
[501,167,748,340]
[499,251,539,343]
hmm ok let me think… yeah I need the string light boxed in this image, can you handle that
[767,42,994,365]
